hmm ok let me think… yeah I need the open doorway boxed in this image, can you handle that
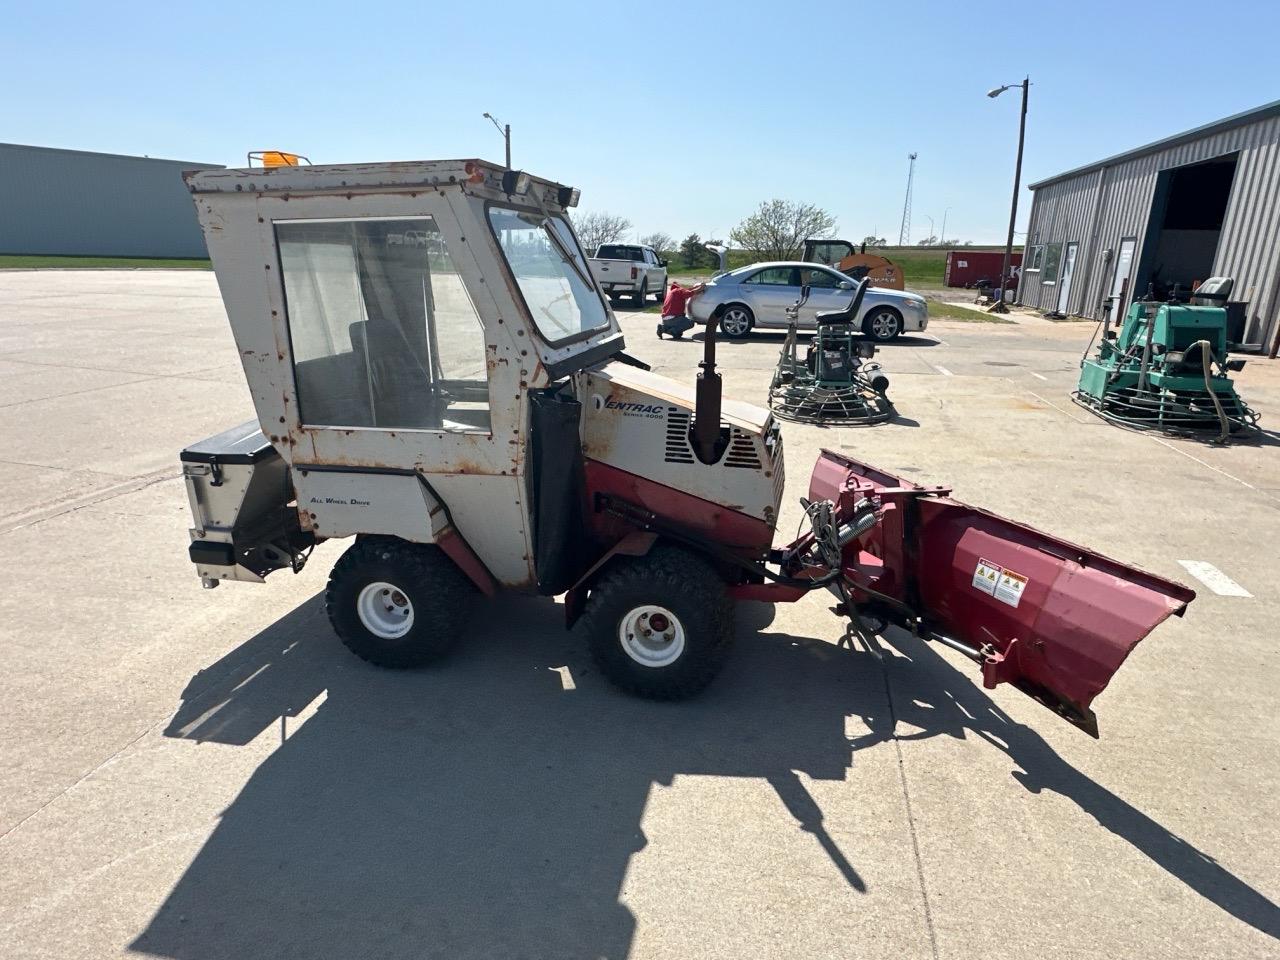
[1133,154,1238,301]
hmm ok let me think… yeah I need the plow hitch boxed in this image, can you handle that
[780,451,1196,736]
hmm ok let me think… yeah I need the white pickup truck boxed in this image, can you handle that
[588,244,668,305]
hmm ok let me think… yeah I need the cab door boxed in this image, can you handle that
[255,192,534,587]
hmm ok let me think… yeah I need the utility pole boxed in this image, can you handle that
[986,78,1029,313]
[898,153,917,246]
[482,112,511,168]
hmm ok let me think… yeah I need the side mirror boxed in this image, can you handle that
[837,279,853,290]
[658,259,668,267]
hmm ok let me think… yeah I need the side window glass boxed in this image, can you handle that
[746,267,798,286]
[278,218,491,433]
[802,268,841,288]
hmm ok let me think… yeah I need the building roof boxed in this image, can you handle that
[0,142,220,168]
[1027,99,1280,190]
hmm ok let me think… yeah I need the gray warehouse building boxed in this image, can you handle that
[1018,100,1280,352]
[0,143,223,259]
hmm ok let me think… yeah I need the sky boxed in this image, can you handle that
[4,0,1278,246]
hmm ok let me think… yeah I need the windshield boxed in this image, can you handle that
[488,207,609,343]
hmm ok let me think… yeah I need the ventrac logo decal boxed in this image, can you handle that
[592,394,674,420]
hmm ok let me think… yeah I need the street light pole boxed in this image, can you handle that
[482,112,512,168]
[940,207,951,245]
[925,215,935,244]
[987,77,1029,313]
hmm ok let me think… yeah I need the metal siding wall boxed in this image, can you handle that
[1024,114,1280,347]
[1019,176,1095,311]
[0,144,222,257]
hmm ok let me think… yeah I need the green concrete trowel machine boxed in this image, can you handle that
[768,279,896,426]
[1073,277,1260,443]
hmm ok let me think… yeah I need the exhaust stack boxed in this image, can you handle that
[691,304,726,464]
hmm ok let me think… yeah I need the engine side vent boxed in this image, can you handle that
[664,412,695,464]
[724,430,763,469]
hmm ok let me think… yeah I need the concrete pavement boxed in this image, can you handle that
[1,270,1277,959]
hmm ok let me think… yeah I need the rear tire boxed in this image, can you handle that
[326,537,474,668]
[719,304,754,339]
[634,280,649,306]
[579,546,733,700]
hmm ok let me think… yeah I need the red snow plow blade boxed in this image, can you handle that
[808,451,1196,737]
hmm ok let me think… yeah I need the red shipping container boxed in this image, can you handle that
[944,250,1023,288]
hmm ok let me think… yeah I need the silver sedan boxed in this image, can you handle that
[687,262,928,341]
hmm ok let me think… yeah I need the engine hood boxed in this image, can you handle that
[590,362,772,435]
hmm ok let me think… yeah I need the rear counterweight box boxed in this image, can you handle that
[180,421,303,584]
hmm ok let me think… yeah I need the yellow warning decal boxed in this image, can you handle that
[994,568,1028,608]
[972,558,1001,596]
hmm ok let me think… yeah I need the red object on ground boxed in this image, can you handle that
[945,250,1023,287]
[805,450,1195,736]
[661,284,699,317]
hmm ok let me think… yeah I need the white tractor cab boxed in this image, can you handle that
[181,158,1194,734]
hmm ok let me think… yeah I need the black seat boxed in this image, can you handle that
[814,277,870,325]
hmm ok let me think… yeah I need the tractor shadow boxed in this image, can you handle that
[130,595,1277,959]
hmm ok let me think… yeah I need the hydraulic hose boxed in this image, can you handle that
[1196,339,1230,444]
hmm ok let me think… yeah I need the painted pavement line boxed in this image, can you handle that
[1177,560,1253,597]
[1030,371,1049,381]
[931,364,954,377]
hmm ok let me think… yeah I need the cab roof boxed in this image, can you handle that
[183,158,577,213]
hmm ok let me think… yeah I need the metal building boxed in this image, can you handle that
[1018,100,1280,352]
[0,143,223,258]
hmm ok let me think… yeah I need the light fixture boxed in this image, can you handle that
[557,185,580,208]
[501,169,530,196]
[987,85,1010,98]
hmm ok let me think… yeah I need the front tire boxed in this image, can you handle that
[326,537,474,668]
[863,307,902,342]
[719,304,754,339]
[579,547,733,700]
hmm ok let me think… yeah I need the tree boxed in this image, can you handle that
[729,199,837,262]
[679,233,712,269]
[917,235,939,246]
[861,235,887,248]
[570,211,632,255]
[640,232,673,255]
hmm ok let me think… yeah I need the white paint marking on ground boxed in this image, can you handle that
[1149,435,1280,505]
[1030,371,1049,381]
[1027,391,1091,423]
[1177,560,1253,597]
[932,364,954,377]
[551,665,577,691]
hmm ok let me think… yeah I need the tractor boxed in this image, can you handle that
[179,158,1194,737]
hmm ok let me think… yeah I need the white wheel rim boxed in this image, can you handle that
[722,309,749,335]
[618,604,686,668]
[871,312,898,338]
[357,581,414,639]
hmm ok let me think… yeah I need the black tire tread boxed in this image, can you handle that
[325,536,473,668]
[579,546,733,700]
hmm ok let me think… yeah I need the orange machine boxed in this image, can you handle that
[802,239,905,290]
